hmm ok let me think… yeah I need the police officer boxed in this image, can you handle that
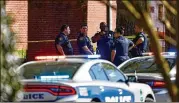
[55,24,73,55]
[77,24,94,55]
[130,23,148,57]
[111,27,134,66]
[91,22,114,61]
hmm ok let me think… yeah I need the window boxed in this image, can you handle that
[158,4,164,20]
[121,58,159,73]
[89,69,95,80]
[120,57,176,73]
[165,58,176,69]
[150,6,155,13]
[102,63,126,82]
[21,62,83,79]
[90,63,108,81]
[138,58,158,73]
[120,59,140,73]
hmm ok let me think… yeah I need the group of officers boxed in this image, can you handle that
[55,22,148,66]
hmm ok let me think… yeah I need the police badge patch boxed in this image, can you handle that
[59,37,63,41]
[80,37,84,41]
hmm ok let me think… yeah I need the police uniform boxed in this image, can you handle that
[77,33,94,55]
[131,32,148,57]
[55,32,73,55]
[94,30,114,61]
[112,36,134,66]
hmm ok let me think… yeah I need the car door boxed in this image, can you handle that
[101,63,138,102]
[89,63,136,102]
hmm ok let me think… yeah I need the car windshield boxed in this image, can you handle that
[19,62,83,80]
[120,57,176,73]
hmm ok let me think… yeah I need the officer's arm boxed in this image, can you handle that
[56,36,65,55]
[91,33,100,43]
[135,37,144,46]
[128,40,135,51]
[111,42,116,62]
[82,46,93,55]
[111,50,116,62]
[79,37,93,55]
[56,45,65,55]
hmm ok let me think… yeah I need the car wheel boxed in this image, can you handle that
[91,98,100,102]
[145,97,154,102]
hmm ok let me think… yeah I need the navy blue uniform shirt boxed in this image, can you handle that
[77,33,94,55]
[96,31,114,61]
[55,32,73,55]
[112,36,134,66]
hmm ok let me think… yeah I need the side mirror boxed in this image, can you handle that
[125,78,129,85]
[127,75,138,82]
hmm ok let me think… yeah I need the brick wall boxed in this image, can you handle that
[5,1,28,50]
[6,0,167,61]
[87,1,117,50]
[27,0,87,61]
[111,0,117,31]
[87,0,107,49]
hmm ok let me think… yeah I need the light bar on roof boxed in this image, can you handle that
[161,52,176,56]
[35,55,101,60]
[65,55,101,58]
[142,52,176,56]
[142,52,153,56]
[35,55,66,60]
[87,55,101,58]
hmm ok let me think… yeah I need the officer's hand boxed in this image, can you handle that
[92,33,100,43]
[100,31,105,35]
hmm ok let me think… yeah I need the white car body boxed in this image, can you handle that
[117,54,176,102]
[17,58,155,102]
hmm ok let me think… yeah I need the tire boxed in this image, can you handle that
[145,97,154,102]
[91,98,100,102]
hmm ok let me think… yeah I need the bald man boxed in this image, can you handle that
[91,22,114,61]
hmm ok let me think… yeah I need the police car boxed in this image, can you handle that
[118,52,176,102]
[16,55,155,102]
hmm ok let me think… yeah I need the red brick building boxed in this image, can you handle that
[5,0,165,61]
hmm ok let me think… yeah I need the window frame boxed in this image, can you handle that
[120,57,176,73]
[101,63,127,82]
[89,63,109,81]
